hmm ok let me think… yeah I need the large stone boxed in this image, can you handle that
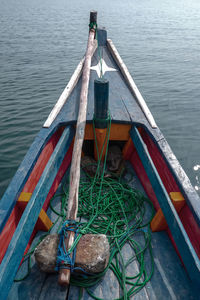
[35,234,59,273]
[34,233,110,274]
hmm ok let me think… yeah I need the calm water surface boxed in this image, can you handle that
[0,0,200,198]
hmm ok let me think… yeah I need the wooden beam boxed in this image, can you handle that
[58,23,96,286]
[43,59,85,128]
[84,123,131,141]
[151,192,185,232]
[130,126,200,285]
[94,128,108,161]
[18,192,53,231]
[107,39,157,129]
[0,126,74,300]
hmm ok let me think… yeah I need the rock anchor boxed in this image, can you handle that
[34,233,110,274]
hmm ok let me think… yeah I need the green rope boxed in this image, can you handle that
[70,178,154,299]
[89,22,97,31]
[14,115,154,299]
[67,115,154,299]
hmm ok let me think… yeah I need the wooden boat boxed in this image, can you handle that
[0,12,200,299]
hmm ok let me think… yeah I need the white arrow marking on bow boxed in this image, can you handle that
[90,58,117,77]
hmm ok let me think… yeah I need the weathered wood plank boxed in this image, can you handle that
[43,59,85,128]
[148,231,196,299]
[120,242,150,300]
[0,126,74,300]
[81,268,119,300]
[39,274,67,300]
[130,126,200,285]
[107,39,157,129]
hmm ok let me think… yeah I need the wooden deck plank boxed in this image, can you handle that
[120,224,196,299]
[39,274,67,300]
[120,242,149,300]
[148,231,196,299]
[81,268,119,300]
[7,231,47,300]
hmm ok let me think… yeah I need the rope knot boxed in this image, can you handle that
[89,21,97,31]
[55,220,80,272]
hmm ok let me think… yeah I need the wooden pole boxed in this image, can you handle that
[58,11,97,286]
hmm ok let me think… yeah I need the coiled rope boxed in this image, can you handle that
[15,116,154,299]
[56,117,154,299]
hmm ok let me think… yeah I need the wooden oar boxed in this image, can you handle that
[58,11,97,286]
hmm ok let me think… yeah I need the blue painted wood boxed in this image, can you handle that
[78,268,119,300]
[124,229,196,299]
[7,232,47,300]
[8,170,71,300]
[148,231,197,299]
[38,274,67,300]
[90,48,131,124]
[0,126,74,300]
[0,125,61,233]
[97,28,107,46]
[94,78,109,128]
[130,126,200,285]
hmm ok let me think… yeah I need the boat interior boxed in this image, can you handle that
[6,122,199,299]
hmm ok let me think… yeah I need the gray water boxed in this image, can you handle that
[0,0,200,198]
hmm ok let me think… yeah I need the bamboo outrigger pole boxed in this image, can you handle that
[58,11,97,286]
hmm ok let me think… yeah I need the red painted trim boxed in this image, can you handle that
[180,206,200,257]
[23,127,64,193]
[25,144,73,256]
[0,206,21,263]
[0,127,68,263]
[140,129,180,193]
[130,148,160,211]
[128,128,200,259]
[42,142,73,212]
